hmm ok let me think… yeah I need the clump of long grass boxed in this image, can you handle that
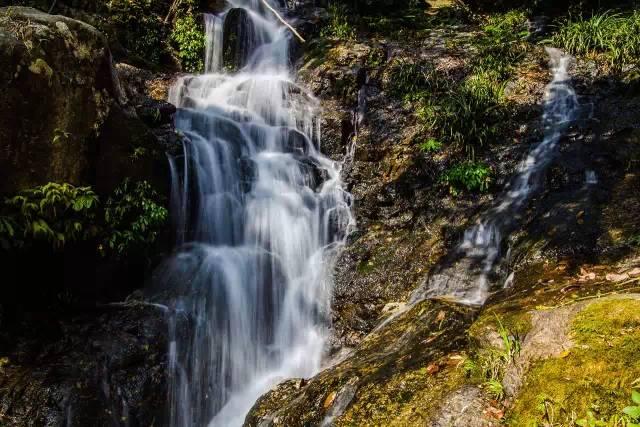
[552,11,640,69]
[321,3,356,40]
[417,72,506,158]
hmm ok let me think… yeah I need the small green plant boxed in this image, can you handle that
[623,390,640,424]
[0,215,17,250]
[321,3,356,40]
[485,378,506,400]
[419,138,443,153]
[464,314,521,402]
[171,14,205,73]
[628,234,640,247]
[575,390,640,426]
[101,179,168,259]
[52,128,71,145]
[552,11,640,70]
[496,313,521,361]
[440,161,492,195]
[3,183,99,249]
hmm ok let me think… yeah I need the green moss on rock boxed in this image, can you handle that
[507,298,640,425]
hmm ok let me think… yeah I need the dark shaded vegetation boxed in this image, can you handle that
[1,0,206,71]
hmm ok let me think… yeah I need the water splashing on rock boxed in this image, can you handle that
[153,1,354,425]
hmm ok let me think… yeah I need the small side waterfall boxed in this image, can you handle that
[155,1,354,425]
[413,48,579,306]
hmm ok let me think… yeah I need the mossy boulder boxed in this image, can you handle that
[0,7,169,196]
[507,296,640,425]
[0,7,119,194]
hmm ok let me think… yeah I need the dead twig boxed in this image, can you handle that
[260,0,305,43]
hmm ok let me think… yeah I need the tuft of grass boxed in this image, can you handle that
[485,378,506,400]
[418,74,505,158]
[321,3,356,40]
[552,11,640,70]
[418,138,443,153]
[464,314,522,402]
[387,59,449,102]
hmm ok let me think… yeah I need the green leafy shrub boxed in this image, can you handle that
[106,0,167,65]
[321,3,356,40]
[171,14,206,73]
[440,161,492,194]
[0,180,168,259]
[101,179,168,259]
[0,215,18,250]
[552,11,640,70]
[2,183,99,249]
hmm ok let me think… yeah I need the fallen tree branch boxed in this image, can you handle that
[260,0,305,43]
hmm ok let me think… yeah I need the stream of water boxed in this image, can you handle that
[412,47,579,306]
[157,1,353,425]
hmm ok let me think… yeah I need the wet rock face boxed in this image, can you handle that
[0,7,119,194]
[0,304,168,427]
[245,300,475,426]
[223,8,256,72]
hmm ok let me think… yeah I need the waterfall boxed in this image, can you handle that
[412,48,579,306]
[157,1,354,425]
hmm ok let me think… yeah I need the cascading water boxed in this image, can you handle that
[156,1,353,425]
[412,47,579,306]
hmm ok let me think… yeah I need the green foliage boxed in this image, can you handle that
[496,313,522,361]
[101,179,168,259]
[171,14,205,73]
[386,12,526,158]
[623,390,640,422]
[388,59,448,102]
[2,183,99,249]
[106,0,166,65]
[0,180,167,259]
[321,3,356,40]
[575,391,640,427]
[629,234,640,247]
[418,138,443,153]
[551,11,640,70]
[419,75,504,158]
[474,10,531,79]
[464,314,521,401]
[0,215,18,250]
[485,378,505,400]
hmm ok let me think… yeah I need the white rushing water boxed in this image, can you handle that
[158,1,354,425]
[413,48,579,306]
